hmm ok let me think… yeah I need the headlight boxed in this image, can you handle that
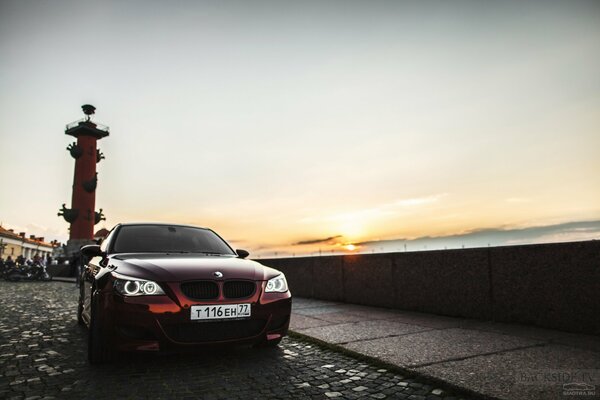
[265,274,288,293]
[114,276,165,296]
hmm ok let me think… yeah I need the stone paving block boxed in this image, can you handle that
[292,297,343,310]
[0,281,471,400]
[306,312,367,324]
[466,322,600,353]
[293,305,348,316]
[299,320,432,344]
[341,307,405,321]
[552,332,600,354]
[290,314,336,330]
[388,311,471,329]
[466,321,571,341]
[415,344,600,400]
[293,302,402,324]
[343,328,544,367]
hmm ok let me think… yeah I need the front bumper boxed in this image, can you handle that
[101,281,292,352]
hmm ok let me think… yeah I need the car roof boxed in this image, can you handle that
[116,222,209,230]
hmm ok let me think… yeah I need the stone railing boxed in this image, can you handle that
[259,240,600,335]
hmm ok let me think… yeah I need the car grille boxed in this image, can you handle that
[223,281,256,299]
[163,319,266,343]
[180,281,219,300]
[180,280,257,300]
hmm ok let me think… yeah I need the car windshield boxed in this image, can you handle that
[112,225,235,255]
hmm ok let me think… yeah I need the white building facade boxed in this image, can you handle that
[0,226,56,260]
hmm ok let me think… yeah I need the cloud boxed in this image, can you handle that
[354,220,600,250]
[300,193,448,224]
[395,193,448,207]
[294,235,343,245]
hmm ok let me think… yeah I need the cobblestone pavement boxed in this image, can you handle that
[0,281,474,400]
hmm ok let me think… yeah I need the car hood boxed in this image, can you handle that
[108,254,281,282]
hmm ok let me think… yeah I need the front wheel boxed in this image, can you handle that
[88,293,115,364]
[77,287,85,326]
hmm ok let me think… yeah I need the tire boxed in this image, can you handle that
[88,292,115,364]
[77,286,85,326]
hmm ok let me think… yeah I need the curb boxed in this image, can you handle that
[289,330,500,400]
[51,277,77,283]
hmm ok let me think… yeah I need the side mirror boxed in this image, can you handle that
[236,249,250,259]
[80,244,104,258]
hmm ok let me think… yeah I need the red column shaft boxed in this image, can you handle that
[69,136,97,240]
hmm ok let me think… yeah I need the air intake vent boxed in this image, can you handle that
[180,281,219,300]
[163,319,266,343]
[223,281,256,299]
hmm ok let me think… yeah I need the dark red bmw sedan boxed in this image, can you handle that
[78,223,291,364]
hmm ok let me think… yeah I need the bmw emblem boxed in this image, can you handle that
[214,271,223,278]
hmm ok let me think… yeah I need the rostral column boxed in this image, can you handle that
[58,104,109,255]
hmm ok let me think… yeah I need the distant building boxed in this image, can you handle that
[0,226,57,260]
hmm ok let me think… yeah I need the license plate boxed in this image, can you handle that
[190,303,251,321]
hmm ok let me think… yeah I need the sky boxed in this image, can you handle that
[1,0,599,257]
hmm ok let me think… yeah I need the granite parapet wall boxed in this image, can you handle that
[259,240,600,335]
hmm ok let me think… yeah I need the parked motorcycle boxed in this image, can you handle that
[4,261,52,281]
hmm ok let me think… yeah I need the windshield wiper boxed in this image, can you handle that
[194,251,228,256]
[143,251,229,256]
